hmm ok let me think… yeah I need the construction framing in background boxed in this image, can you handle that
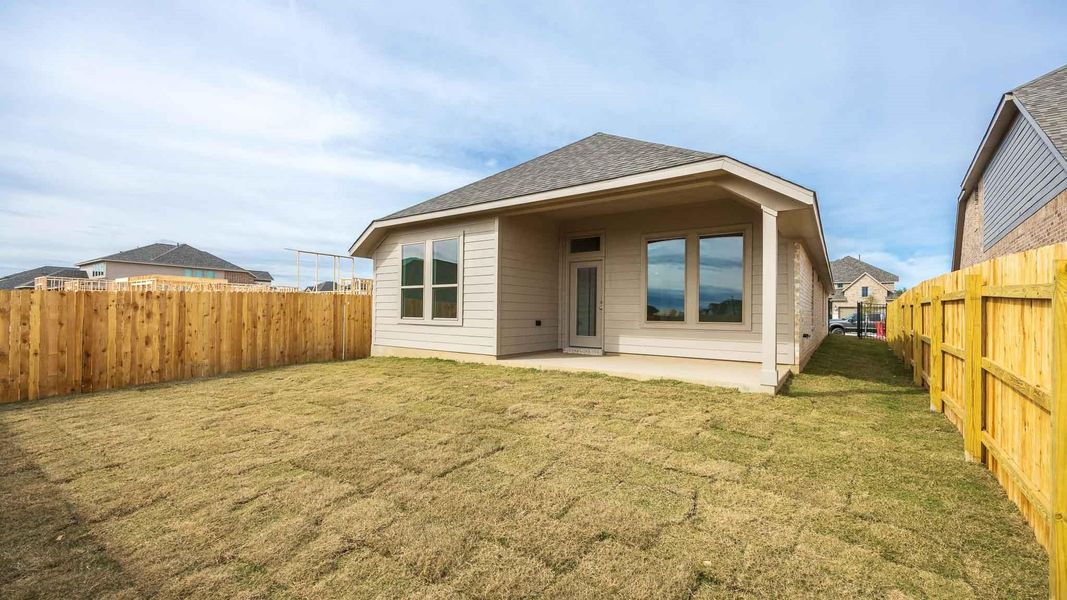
[286,248,370,294]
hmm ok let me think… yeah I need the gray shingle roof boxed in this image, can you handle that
[1014,64,1067,162]
[0,266,87,290]
[830,256,899,284]
[385,133,721,219]
[78,243,247,272]
[248,270,273,282]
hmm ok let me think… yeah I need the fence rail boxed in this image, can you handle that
[886,242,1067,596]
[0,289,372,404]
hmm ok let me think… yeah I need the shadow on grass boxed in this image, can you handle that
[0,419,136,597]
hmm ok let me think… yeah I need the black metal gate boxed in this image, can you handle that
[856,301,888,339]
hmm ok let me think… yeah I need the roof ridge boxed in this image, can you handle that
[149,243,183,261]
[383,132,722,220]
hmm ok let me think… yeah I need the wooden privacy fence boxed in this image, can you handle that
[0,289,372,404]
[886,242,1066,596]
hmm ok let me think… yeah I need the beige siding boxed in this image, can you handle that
[372,217,498,355]
[797,244,828,367]
[559,199,796,365]
[497,215,561,355]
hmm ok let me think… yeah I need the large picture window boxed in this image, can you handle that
[432,239,459,319]
[646,238,686,321]
[400,243,424,318]
[644,229,747,326]
[698,234,743,323]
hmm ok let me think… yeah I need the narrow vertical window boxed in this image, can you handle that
[432,239,459,319]
[861,286,869,297]
[698,234,744,323]
[646,238,686,322]
[401,243,424,318]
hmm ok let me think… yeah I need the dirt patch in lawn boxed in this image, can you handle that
[0,336,1048,598]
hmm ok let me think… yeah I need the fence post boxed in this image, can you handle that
[912,298,922,386]
[1050,259,1067,598]
[929,286,943,413]
[963,274,984,463]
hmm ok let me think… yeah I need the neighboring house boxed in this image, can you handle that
[306,281,338,292]
[953,63,1067,269]
[828,256,899,318]
[350,133,832,393]
[0,266,87,290]
[248,270,274,285]
[75,243,270,284]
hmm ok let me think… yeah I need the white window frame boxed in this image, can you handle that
[430,237,461,322]
[566,232,605,259]
[397,234,464,326]
[639,224,752,331]
[400,242,427,320]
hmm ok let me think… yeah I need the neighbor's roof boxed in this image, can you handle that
[385,133,721,219]
[77,243,247,272]
[1013,64,1067,162]
[248,270,273,282]
[0,266,87,290]
[830,256,899,284]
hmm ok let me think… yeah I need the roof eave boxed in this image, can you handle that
[961,95,1018,194]
[350,156,819,258]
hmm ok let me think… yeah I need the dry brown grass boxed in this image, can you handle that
[0,336,1048,598]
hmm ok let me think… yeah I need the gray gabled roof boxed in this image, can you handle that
[385,133,721,219]
[248,270,273,282]
[0,266,87,290]
[1013,64,1067,162]
[830,256,899,284]
[77,243,248,272]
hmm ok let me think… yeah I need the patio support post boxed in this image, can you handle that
[760,207,778,389]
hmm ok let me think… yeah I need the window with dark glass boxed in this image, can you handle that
[569,236,601,254]
[401,243,424,318]
[646,238,686,322]
[432,239,459,319]
[698,234,743,323]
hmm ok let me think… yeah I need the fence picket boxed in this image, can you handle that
[0,289,372,405]
[887,242,1067,594]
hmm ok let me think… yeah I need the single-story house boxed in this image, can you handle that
[0,266,87,290]
[350,133,832,393]
[75,242,270,284]
[953,63,1067,269]
[828,256,899,318]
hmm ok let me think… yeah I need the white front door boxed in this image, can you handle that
[568,260,603,348]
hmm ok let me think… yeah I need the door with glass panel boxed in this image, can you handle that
[568,260,603,348]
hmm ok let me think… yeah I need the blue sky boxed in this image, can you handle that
[1,1,1066,287]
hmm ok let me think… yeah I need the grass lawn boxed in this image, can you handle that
[0,336,1048,598]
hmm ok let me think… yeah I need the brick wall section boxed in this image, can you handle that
[959,183,1067,268]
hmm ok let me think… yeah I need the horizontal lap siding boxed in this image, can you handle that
[373,217,497,355]
[561,199,796,364]
[497,215,560,355]
[983,114,1067,249]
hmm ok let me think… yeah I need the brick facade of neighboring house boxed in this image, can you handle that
[953,64,1067,269]
[959,181,1067,268]
[828,256,898,319]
